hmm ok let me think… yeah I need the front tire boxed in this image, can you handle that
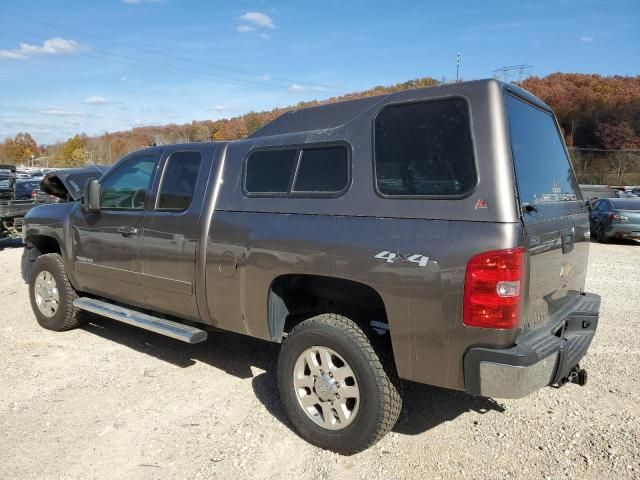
[277,314,401,454]
[29,253,83,331]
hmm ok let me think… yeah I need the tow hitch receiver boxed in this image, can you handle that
[557,365,588,387]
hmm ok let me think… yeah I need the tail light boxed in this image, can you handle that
[463,247,525,329]
[31,190,37,198]
[609,213,628,222]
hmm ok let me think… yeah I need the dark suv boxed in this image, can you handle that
[22,79,600,453]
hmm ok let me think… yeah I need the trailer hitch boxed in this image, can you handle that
[561,365,588,387]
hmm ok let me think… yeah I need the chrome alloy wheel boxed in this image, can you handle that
[293,346,360,430]
[34,271,59,318]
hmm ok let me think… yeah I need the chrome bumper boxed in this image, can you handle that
[464,292,600,399]
[478,353,558,399]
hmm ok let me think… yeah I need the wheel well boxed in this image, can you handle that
[22,235,61,283]
[27,235,61,256]
[268,274,388,342]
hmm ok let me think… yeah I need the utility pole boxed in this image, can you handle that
[456,52,461,82]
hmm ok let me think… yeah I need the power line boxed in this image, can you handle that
[492,64,533,83]
[3,17,346,94]
[1,29,302,93]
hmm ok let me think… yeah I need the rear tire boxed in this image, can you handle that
[277,314,402,454]
[29,253,83,331]
[596,224,609,243]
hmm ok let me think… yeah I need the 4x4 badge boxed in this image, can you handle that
[374,251,429,267]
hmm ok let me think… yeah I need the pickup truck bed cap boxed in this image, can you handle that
[248,79,550,139]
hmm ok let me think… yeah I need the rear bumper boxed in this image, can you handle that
[605,224,640,238]
[464,292,600,399]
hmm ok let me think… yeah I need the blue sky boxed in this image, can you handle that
[1,0,638,144]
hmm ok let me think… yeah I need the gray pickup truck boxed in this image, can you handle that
[22,79,600,454]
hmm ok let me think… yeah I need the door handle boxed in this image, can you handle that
[116,226,138,237]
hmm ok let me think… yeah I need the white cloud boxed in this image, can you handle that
[580,35,594,43]
[120,75,143,84]
[289,83,306,93]
[289,83,325,93]
[239,12,276,29]
[261,73,271,81]
[208,105,228,111]
[41,108,83,116]
[237,25,254,33]
[0,37,82,60]
[260,33,271,39]
[84,96,108,105]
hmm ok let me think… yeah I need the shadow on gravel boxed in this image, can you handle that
[590,237,640,246]
[0,237,24,251]
[252,369,506,437]
[392,381,505,435]
[82,316,279,378]
[81,317,506,438]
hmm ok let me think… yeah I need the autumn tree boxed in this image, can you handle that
[521,74,640,149]
[0,132,39,164]
[244,111,266,135]
[190,122,212,142]
[53,134,88,167]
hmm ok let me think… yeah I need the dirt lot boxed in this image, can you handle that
[1,239,639,480]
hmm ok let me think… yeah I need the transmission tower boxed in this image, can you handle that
[492,64,533,83]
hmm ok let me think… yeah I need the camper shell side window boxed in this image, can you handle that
[243,143,351,198]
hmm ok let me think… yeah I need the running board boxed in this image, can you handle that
[73,297,207,344]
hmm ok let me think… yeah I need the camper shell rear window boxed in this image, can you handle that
[505,92,582,222]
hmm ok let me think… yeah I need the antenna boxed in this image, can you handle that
[492,64,533,83]
[456,52,462,82]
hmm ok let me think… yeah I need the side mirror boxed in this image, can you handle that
[82,178,101,213]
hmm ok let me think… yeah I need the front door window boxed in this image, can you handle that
[100,155,156,209]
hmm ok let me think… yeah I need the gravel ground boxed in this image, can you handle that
[0,239,639,479]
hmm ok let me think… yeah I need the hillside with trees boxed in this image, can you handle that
[1,74,639,174]
[521,74,640,149]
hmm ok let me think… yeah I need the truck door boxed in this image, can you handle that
[505,92,589,331]
[139,146,214,320]
[72,152,161,307]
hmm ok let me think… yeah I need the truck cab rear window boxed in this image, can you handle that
[374,98,476,197]
[245,146,348,195]
[157,151,202,211]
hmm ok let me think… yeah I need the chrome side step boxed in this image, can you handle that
[73,297,207,344]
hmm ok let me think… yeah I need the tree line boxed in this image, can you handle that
[1,73,638,168]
